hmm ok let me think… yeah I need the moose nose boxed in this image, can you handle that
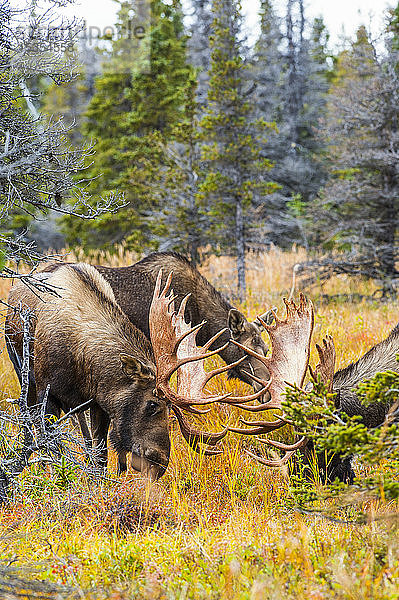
[144,448,169,477]
[130,447,169,480]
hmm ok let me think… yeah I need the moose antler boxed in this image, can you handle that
[309,335,336,393]
[149,270,267,455]
[149,270,265,409]
[173,294,266,405]
[228,295,314,467]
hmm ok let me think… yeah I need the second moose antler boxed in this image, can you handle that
[149,270,266,455]
[309,335,336,393]
[228,295,315,467]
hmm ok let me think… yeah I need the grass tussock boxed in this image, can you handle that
[0,247,398,599]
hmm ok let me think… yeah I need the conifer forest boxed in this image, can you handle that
[0,1,399,598]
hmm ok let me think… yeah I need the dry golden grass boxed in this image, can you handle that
[0,276,19,401]
[0,247,398,599]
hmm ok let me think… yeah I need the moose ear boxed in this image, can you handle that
[228,309,246,337]
[253,307,277,329]
[120,354,155,381]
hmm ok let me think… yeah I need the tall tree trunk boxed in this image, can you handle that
[190,238,200,266]
[188,193,201,266]
[235,199,246,301]
[377,173,397,286]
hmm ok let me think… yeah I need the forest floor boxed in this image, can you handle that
[0,247,398,599]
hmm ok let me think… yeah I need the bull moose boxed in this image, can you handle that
[45,252,273,393]
[227,299,399,483]
[5,264,259,477]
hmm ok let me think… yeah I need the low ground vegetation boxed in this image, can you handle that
[0,248,398,599]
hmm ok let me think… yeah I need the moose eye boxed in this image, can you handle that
[252,335,263,348]
[146,400,161,416]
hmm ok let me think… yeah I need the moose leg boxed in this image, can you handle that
[117,450,128,475]
[76,412,92,451]
[90,404,110,473]
[45,395,61,422]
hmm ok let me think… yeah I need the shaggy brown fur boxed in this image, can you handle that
[6,264,170,478]
[306,322,399,484]
[333,322,399,427]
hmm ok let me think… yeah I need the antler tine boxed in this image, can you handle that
[231,378,288,412]
[299,292,308,313]
[172,406,226,454]
[159,269,173,299]
[231,340,266,363]
[228,416,286,435]
[176,293,190,319]
[241,417,286,428]
[256,313,275,331]
[167,294,178,310]
[203,356,245,381]
[173,391,233,409]
[309,335,336,393]
[254,307,277,329]
[229,425,276,435]
[256,436,307,451]
[242,434,308,468]
[244,448,298,468]
[232,400,277,412]
[172,320,206,356]
[183,405,211,415]
[223,387,267,404]
[201,448,224,456]
[202,327,228,351]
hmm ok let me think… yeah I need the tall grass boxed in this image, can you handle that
[0,248,398,599]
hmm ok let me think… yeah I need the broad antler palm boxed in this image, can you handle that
[228,295,315,467]
[309,335,336,393]
[149,270,267,455]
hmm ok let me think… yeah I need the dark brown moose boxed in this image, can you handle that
[66,252,273,392]
[5,264,258,478]
[227,301,399,482]
[308,332,399,481]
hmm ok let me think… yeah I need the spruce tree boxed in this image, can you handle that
[250,0,294,248]
[253,1,283,122]
[252,1,330,250]
[200,0,277,300]
[279,1,329,204]
[63,0,193,252]
[156,75,209,265]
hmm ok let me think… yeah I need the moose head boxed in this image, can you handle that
[142,270,265,476]
[226,307,276,392]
